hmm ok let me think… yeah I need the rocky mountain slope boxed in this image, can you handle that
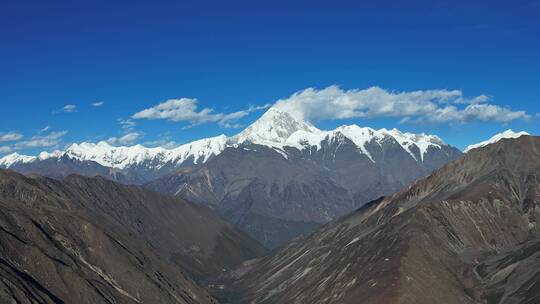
[226,135,540,304]
[0,169,266,303]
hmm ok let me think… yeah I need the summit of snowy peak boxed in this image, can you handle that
[377,128,444,161]
[330,125,377,159]
[234,107,320,146]
[381,128,444,147]
[0,152,36,168]
[333,125,377,142]
[169,134,228,164]
[464,129,530,153]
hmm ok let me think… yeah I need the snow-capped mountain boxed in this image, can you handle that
[0,107,451,172]
[1,106,463,248]
[234,107,320,147]
[0,152,37,167]
[143,108,462,248]
[464,129,530,153]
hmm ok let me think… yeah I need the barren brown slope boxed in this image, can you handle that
[57,174,267,280]
[0,170,266,304]
[228,135,540,304]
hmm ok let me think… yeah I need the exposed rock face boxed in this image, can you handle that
[226,135,540,304]
[0,170,266,303]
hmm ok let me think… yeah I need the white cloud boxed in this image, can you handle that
[0,146,12,154]
[273,85,529,123]
[106,132,141,146]
[118,118,136,131]
[39,125,52,133]
[132,98,270,128]
[424,103,529,123]
[14,131,67,149]
[0,132,24,142]
[62,104,77,113]
[92,101,104,107]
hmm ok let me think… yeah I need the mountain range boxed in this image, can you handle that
[0,108,463,248]
[1,108,458,181]
[0,112,535,303]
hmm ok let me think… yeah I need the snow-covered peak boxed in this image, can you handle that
[169,134,228,164]
[464,129,530,153]
[378,128,443,161]
[0,153,36,167]
[234,107,320,147]
[332,125,377,160]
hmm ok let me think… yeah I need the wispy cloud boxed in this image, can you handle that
[92,101,104,107]
[14,131,67,149]
[118,118,136,131]
[132,98,270,128]
[38,125,52,133]
[58,104,77,113]
[0,132,24,142]
[106,132,141,146]
[0,146,12,154]
[273,85,529,124]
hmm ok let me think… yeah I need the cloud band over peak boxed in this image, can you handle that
[273,85,529,123]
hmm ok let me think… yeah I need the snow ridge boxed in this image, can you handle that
[464,129,530,153]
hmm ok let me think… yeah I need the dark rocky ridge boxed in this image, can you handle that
[225,135,540,304]
[0,170,266,303]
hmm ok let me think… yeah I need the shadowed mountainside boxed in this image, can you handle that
[0,170,266,303]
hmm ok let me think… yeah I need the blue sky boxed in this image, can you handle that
[1,0,539,154]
